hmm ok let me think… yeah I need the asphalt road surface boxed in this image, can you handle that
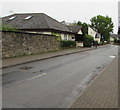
[2,44,118,108]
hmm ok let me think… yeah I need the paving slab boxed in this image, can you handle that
[71,57,118,108]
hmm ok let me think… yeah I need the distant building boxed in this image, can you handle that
[68,25,84,47]
[88,27,101,43]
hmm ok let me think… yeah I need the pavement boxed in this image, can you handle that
[71,57,118,108]
[2,47,93,68]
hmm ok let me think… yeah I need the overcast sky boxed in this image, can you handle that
[1,0,119,33]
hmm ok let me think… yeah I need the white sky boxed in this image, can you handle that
[1,0,119,34]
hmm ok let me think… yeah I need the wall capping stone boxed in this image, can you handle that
[1,30,57,37]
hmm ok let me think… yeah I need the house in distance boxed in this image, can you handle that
[88,27,101,43]
[67,25,84,47]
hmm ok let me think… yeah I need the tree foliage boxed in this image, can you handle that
[90,15,114,42]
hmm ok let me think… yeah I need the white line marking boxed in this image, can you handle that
[15,73,46,84]
[27,73,46,81]
[110,56,116,59]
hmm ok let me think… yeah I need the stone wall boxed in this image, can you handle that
[2,31,60,58]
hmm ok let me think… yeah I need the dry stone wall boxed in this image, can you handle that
[2,31,60,58]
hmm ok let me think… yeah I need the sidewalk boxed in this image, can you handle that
[2,47,93,68]
[71,57,118,108]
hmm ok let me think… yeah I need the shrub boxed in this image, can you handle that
[83,34,94,47]
[60,40,76,48]
[100,41,105,45]
[118,40,120,44]
[114,38,117,43]
[114,38,120,45]
[0,24,18,31]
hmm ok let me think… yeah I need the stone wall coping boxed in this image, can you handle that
[1,30,57,37]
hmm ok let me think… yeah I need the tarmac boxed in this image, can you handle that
[71,57,118,108]
[2,47,93,68]
[2,45,118,108]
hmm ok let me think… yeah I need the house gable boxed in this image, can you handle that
[88,27,97,38]
[88,27,101,43]
[67,25,83,34]
[78,30,83,34]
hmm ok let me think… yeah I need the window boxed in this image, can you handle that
[72,37,75,39]
[9,16,16,20]
[24,16,32,20]
[64,34,67,40]
[95,34,99,38]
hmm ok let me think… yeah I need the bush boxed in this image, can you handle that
[60,40,76,48]
[114,38,120,45]
[118,40,120,44]
[83,34,94,47]
[100,41,105,45]
[0,24,18,31]
[114,38,117,43]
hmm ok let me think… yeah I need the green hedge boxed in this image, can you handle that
[114,38,120,45]
[83,34,94,47]
[60,40,76,48]
[114,38,118,43]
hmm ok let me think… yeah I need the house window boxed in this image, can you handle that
[95,34,97,38]
[24,16,32,20]
[72,37,75,39]
[64,34,67,40]
[95,34,99,38]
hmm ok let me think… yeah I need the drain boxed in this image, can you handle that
[20,66,34,70]
[40,70,43,72]
[96,66,101,69]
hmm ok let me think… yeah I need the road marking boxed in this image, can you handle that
[110,55,116,59]
[27,73,46,81]
[15,73,46,84]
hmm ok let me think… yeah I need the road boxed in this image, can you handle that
[2,45,118,108]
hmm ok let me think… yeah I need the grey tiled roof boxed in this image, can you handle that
[67,25,82,34]
[2,13,72,33]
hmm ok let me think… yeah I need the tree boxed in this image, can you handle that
[90,15,114,42]
[80,22,88,35]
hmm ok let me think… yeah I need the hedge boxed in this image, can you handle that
[60,40,76,48]
[114,38,120,45]
[83,34,94,47]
